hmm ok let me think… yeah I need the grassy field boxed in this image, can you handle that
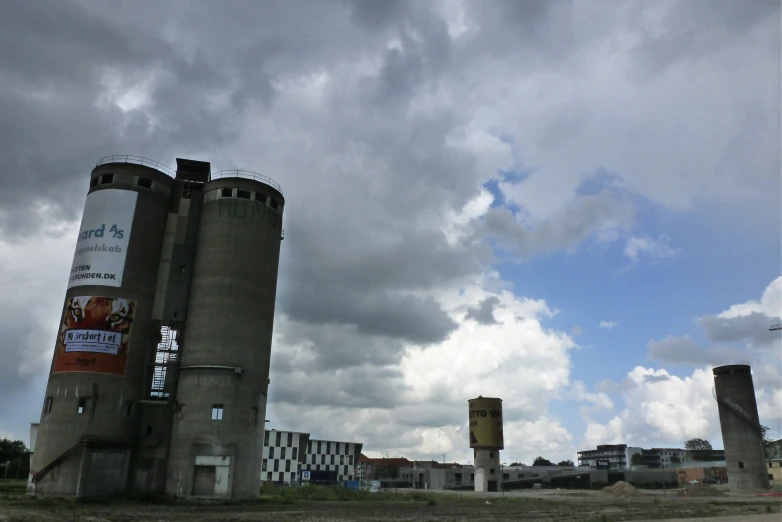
[1,480,779,521]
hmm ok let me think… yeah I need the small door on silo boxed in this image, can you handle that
[192,466,216,496]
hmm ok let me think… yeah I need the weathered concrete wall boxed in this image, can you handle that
[166,177,284,499]
[713,364,770,491]
[474,449,501,492]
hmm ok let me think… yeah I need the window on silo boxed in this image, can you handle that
[121,401,133,417]
[90,177,99,188]
[44,396,53,415]
[136,177,153,188]
[77,398,86,414]
[100,173,114,185]
[211,404,224,420]
[236,189,251,199]
[256,194,267,204]
[269,199,279,210]
[739,462,744,469]
[220,188,233,198]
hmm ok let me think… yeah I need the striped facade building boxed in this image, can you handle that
[261,429,362,484]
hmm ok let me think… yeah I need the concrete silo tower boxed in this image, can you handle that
[30,157,176,496]
[712,364,770,491]
[468,397,504,492]
[165,171,285,499]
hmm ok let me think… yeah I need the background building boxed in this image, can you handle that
[29,156,285,500]
[579,444,725,470]
[261,429,362,485]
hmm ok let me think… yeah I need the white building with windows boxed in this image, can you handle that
[261,430,362,484]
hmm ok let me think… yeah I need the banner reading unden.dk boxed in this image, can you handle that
[53,296,136,375]
[67,189,137,289]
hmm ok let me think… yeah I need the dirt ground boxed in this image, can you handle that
[1,481,780,521]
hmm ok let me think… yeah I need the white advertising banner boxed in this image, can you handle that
[67,189,137,288]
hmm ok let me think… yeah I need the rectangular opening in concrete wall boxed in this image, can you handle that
[193,456,231,498]
[77,398,86,414]
[136,177,153,188]
[82,450,128,497]
[149,326,179,399]
[121,401,132,417]
[211,404,224,420]
[99,173,114,185]
[44,396,53,415]
[192,466,216,496]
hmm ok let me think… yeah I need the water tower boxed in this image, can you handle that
[468,396,503,492]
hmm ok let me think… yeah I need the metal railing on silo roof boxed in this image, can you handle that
[96,155,176,177]
[210,170,283,194]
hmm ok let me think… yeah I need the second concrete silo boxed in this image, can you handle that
[712,364,769,491]
[165,171,284,499]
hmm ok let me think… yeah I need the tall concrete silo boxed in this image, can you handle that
[165,171,285,499]
[468,396,504,492]
[30,157,176,496]
[712,364,770,491]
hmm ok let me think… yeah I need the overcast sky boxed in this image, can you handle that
[1,0,780,465]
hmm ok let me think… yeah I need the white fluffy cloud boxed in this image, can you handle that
[717,276,782,321]
[623,235,678,263]
[599,321,618,330]
[269,282,582,464]
[586,367,718,448]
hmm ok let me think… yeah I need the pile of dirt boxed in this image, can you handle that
[677,484,726,497]
[601,481,643,497]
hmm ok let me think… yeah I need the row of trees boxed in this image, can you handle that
[0,438,30,479]
[507,457,575,467]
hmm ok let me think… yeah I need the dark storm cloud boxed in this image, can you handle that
[268,364,410,409]
[273,322,405,372]
[477,191,633,259]
[465,296,502,325]
[646,335,747,366]
[699,312,782,348]
[627,0,780,79]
